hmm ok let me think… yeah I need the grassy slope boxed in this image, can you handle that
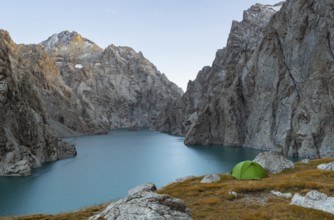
[2,158,334,220]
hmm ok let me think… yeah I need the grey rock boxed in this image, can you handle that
[271,190,292,199]
[291,190,334,214]
[160,0,334,158]
[253,152,294,174]
[229,191,238,198]
[39,31,183,133]
[300,158,310,164]
[0,30,76,176]
[317,162,334,171]
[200,174,221,183]
[128,183,157,195]
[90,183,192,220]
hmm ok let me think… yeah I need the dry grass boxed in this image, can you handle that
[0,203,108,220]
[158,158,334,220]
[2,158,334,220]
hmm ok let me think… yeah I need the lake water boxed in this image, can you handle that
[0,130,263,216]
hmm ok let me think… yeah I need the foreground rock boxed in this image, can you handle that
[90,183,192,220]
[317,162,334,171]
[253,152,294,174]
[0,30,76,176]
[291,190,334,215]
[200,174,221,183]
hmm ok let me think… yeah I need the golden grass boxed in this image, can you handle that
[158,158,334,220]
[2,158,334,220]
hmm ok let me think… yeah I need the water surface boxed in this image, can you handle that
[0,130,263,216]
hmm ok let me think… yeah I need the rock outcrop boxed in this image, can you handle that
[90,183,192,220]
[253,152,294,174]
[0,30,76,176]
[291,190,334,215]
[159,0,334,158]
[200,174,221,183]
[40,31,183,132]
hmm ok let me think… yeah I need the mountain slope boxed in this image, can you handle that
[0,30,76,176]
[159,0,334,158]
[157,3,280,139]
[40,31,183,131]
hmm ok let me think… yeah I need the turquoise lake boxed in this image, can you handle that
[0,130,264,216]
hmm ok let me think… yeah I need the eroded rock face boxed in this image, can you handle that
[157,3,280,142]
[0,30,76,176]
[90,183,192,220]
[40,31,183,131]
[159,0,334,158]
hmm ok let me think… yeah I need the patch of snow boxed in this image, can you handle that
[75,64,83,69]
[95,63,101,66]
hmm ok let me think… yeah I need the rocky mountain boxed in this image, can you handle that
[157,3,281,138]
[40,31,183,133]
[0,30,76,176]
[158,0,334,158]
[0,29,183,175]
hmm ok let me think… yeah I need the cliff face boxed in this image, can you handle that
[40,31,183,131]
[157,3,280,138]
[159,0,334,158]
[0,30,76,176]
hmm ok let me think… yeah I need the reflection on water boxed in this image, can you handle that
[0,130,263,216]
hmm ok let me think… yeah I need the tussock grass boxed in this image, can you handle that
[3,158,334,220]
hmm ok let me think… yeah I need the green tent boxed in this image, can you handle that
[231,160,267,180]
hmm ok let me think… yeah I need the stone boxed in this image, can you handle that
[253,152,294,174]
[229,191,238,198]
[271,190,292,199]
[317,162,334,171]
[90,183,192,220]
[300,158,310,164]
[291,190,334,214]
[128,183,157,195]
[200,174,221,183]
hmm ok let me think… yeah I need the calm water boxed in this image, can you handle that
[0,130,263,216]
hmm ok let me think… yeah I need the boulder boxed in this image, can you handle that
[90,183,192,220]
[317,162,334,171]
[253,152,294,174]
[128,183,157,195]
[200,174,221,183]
[290,190,334,214]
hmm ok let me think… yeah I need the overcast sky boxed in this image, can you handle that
[1,0,280,91]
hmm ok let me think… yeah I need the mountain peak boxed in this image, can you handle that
[41,31,101,53]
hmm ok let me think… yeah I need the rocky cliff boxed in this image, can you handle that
[0,30,76,176]
[40,31,183,132]
[159,0,334,158]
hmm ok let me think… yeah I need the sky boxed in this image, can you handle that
[1,0,281,91]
